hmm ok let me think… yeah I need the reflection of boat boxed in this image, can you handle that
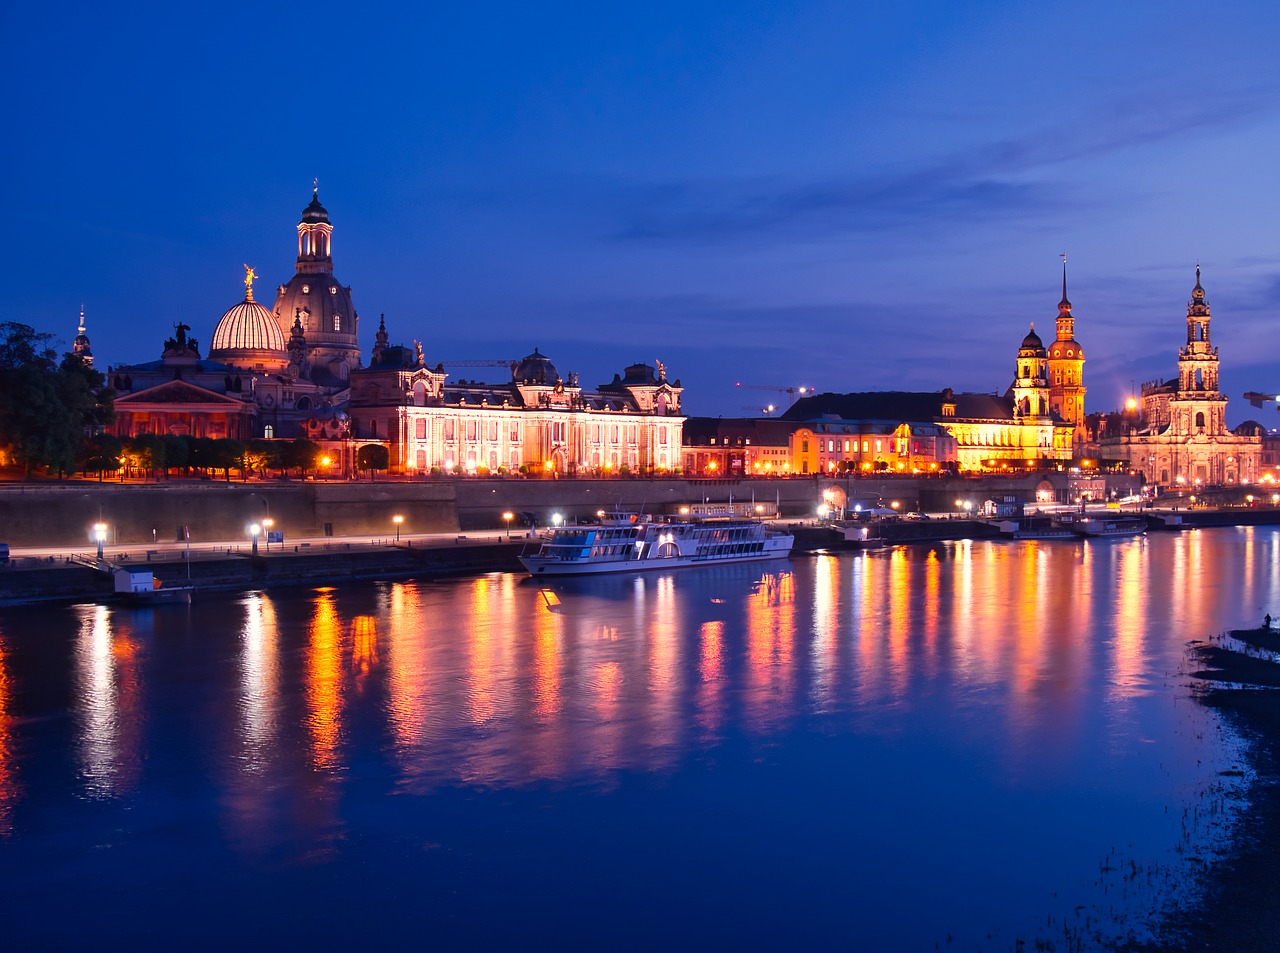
[520,513,794,577]
[1071,516,1147,538]
[1010,518,1078,540]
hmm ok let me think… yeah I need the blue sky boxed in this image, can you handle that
[5,1,1280,422]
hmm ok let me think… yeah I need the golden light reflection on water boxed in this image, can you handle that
[239,593,279,763]
[744,569,795,733]
[307,592,343,771]
[696,620,725,739]
[0,628,14,835]
[74,530,1275,809]
[74,605,142,797]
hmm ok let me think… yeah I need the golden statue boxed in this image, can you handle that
[243,264,258,301]
[655,358,666,381]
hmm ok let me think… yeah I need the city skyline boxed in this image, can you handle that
[6,2,1280,423]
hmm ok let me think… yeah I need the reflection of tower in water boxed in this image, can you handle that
[0,627,15,833]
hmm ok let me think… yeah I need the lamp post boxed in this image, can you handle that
[393,514,403,542]
[93,522,107,562]
[262,518,275,550]
[551,512,563,528]
[249,522,261,556]
[502,511,514,539]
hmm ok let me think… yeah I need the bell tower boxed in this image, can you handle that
[1046,256,1086,442]
[1168,265,1226,437]
[1012,324,1050,420]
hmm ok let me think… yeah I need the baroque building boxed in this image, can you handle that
[345,329,684,476]
[769,321,1076,473]
[102,188,686,476]
[1102,267,1260,486]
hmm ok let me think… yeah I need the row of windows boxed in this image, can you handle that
[403,418,672,445]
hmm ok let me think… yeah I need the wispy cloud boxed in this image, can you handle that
[606,83,1280,246]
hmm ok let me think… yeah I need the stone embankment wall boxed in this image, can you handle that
[0,471,1145,550]
[0,478,825,548]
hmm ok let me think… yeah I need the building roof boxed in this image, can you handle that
[783,390,1017,423]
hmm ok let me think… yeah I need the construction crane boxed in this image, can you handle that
[1245,391,1280,410]
[735,382,814,405]
[437,359,520,380]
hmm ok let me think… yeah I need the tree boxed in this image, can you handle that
[0,364,79,476]
[357,443,389,479]
[284,438,321,477]
[81,433,123,480]
[0,323,108,478]
[242,439,275,478]
[208,438,244,481]
[186,436,216,476]
[123,433,166,480]
[162,434,189,476]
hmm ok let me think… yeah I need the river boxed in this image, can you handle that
[0,526,1273,951]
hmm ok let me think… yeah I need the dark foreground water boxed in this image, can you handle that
[0,526,1274,951]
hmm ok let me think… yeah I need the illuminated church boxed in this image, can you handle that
[104,189,685,474]
[771,276,1080,473]
[1102,267,1261,486]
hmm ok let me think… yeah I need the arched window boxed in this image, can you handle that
[413,382,426,407]
[1195,412,1206,429]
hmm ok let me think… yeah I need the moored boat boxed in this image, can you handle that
[519,513,794,576]
[1070,516,1147,538]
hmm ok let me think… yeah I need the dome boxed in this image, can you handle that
[211,299,287,354]
[513,347,559,385]
[301,189,330,224]
[1019,326,1044,352]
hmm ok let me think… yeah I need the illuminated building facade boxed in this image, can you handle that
[681,418,797,475]
[108,192,357,442]
[789,420,957,474]
[783,383,1073,473]
[346,328,684,475]
[1104,268,1261,486]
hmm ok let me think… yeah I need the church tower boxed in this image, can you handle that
[1046,258,1086,442]
[1011,324,1050,421]
[1167,265,1227,438]
[272,187,362,386]
[72,306,93,366]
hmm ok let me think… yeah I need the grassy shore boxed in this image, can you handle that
[1136,628,1280,951]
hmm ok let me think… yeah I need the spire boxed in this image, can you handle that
[1059,253,1071,313]
[73,305,93,365]
[371,313,389,366]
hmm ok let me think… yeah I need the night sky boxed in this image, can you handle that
[5,2,1279,423]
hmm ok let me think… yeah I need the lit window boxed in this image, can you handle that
[333,315,341,332]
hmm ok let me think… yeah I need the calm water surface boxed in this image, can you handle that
[1,527,1276,951]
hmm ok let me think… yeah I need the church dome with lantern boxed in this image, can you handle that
[271,187,361,386]
[209,266,289,371]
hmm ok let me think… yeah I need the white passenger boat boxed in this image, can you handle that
[519,513,795,576]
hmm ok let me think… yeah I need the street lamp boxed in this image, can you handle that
[503,511,513,539]
[262,518,275,551]
[93,522,107,562]
[249,522,261,556]
[551,512,563,528]
[393,514,403,542]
